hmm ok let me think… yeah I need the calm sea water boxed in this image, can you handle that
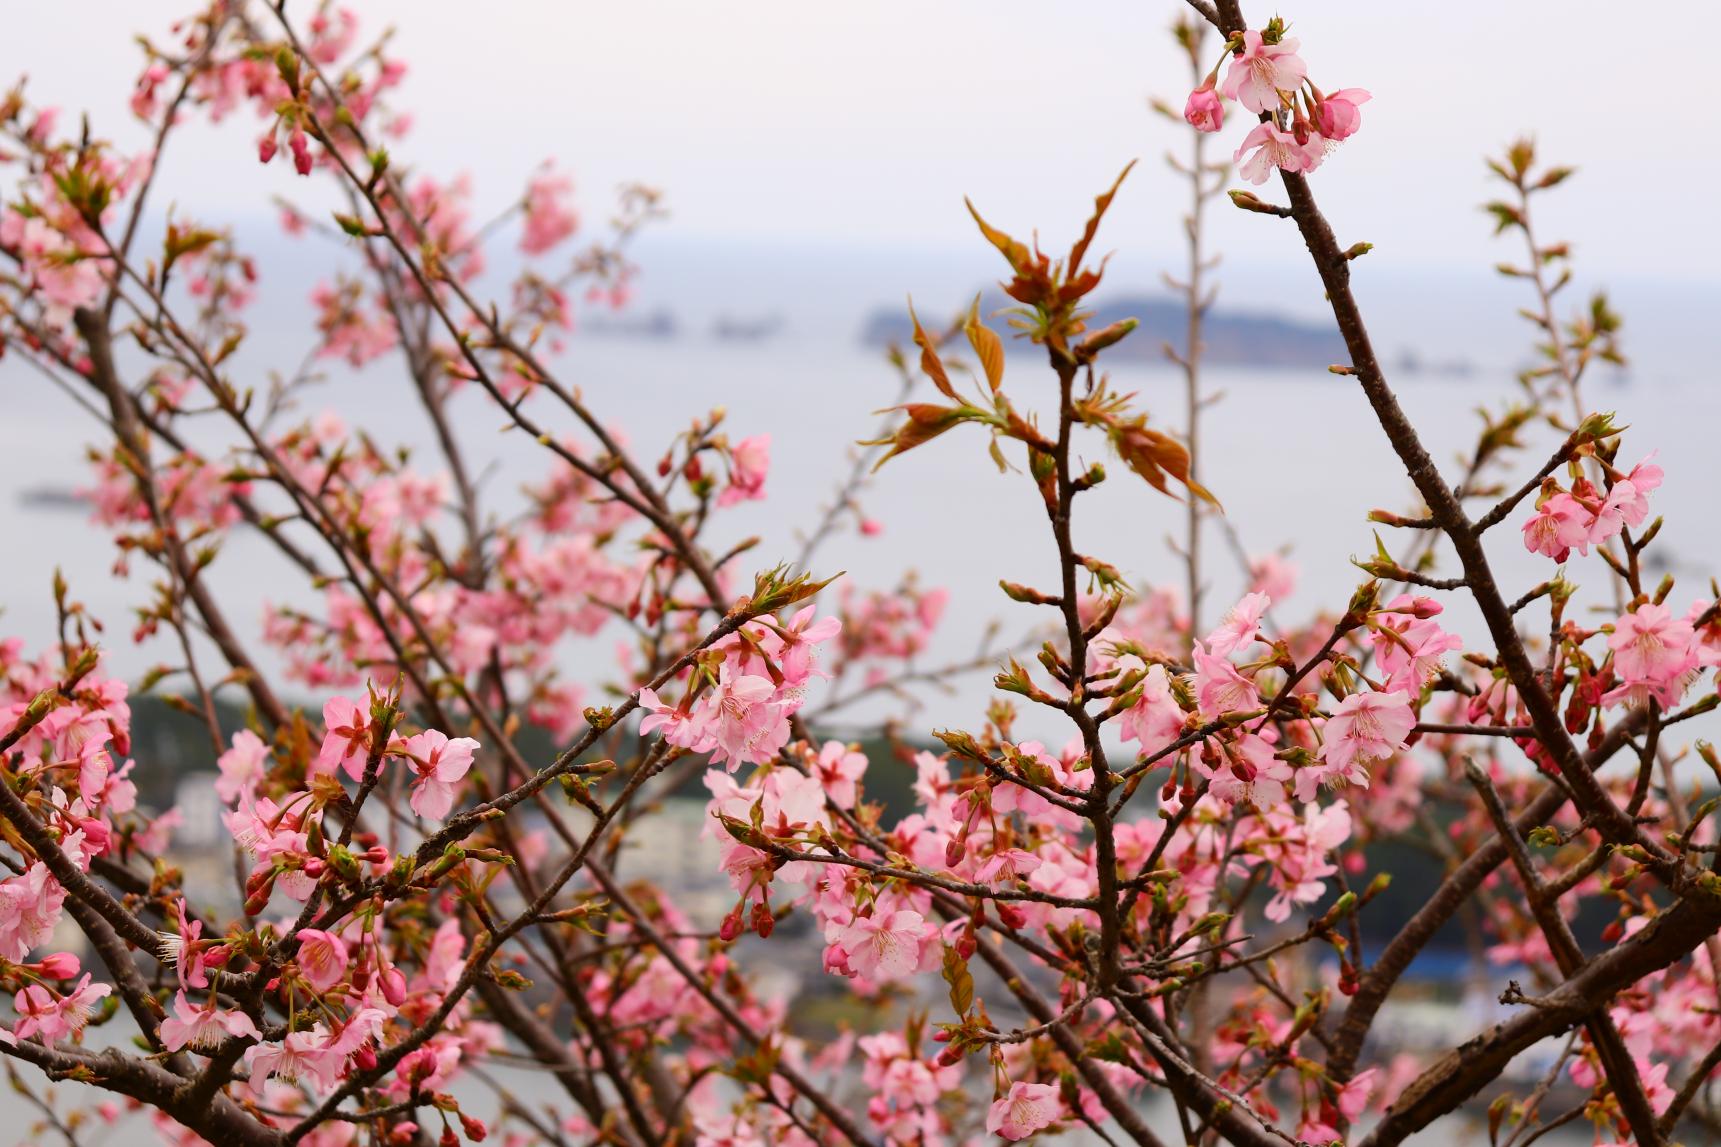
[4,308,1718,745]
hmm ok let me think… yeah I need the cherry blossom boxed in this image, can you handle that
[1234,122,1323,184]
[400,729,480,820]
[836,909,932,981]
[160,990,261,1053]
[1222,29,1309,114]
[987,1081,1063,1141]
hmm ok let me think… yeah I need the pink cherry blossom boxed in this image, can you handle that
[975,848,1043,883]
[637,687,714,750]
[313,696,374,780]
[1610,602,1696,681]
[1310,690,1413,796]
[1118,663,1186,754]
[160,989,261,1053]
[0,864,68,961]
[1337,1066,1377,1122]
[1221,30,1308,114]
[1206,592,1271,656]
[157,901,208,990]
[836,909,930,981]
[718,434,771,508]
[519,165,578,255]
[1249,552,1298,601]
[401,729,479,820]
[1191,643,1261,719]
[706,667,790,771]
[812,740,868,809]
[1196,732,1292,807]
[1522,491,1592,561]
[12,975,109,1046]
[246,1029,346,1091]
[1234,123,1323,185]
[295,929,349,992]
[215,729,269,803]
[987,1081,1062,1141]
[1371,595,1464,695]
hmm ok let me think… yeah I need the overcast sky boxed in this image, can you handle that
[4,1,1716,285]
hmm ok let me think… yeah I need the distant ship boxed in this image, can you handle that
[1394,348,1477,378]
[712,314,785,342]
[17,485,83,512]
[583,308,678,341]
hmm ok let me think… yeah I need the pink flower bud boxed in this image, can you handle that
[944,834,967,869]
[380,965,408,1007]
[258,136,278,164]
[290,130,312,176]
[719,909,744,943]
[37,952,80,979]
[1312,87,1371,142]
[1184,83,1224,132]
[399,1046,439,1085]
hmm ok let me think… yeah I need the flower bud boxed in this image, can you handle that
[1184,83,1224,133]
[37,952,80,979]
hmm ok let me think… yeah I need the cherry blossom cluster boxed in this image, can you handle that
[1,3,1719,1145]
[1182,18,1371,184]
[1522,452,1662,562]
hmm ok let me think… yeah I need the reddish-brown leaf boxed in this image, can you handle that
[908,300,956,401]
[964,295,1004,393]
[1068,160,1136,277]
[1110,419,1219,507]
[864,404,971,470]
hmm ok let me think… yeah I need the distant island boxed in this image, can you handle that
[859,291,1355,370]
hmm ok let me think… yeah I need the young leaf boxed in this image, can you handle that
[1109,418,1219,507]
[965,197,1030,273]
[908,299,957,401]
[864,404,973,470]
[1068,160,1136,276]
[964,296,1004,393]
[941,944,975,1016]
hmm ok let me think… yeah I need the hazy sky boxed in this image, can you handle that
[4,1,1717,284]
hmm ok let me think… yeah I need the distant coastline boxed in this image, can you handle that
[859,291,1384,370]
